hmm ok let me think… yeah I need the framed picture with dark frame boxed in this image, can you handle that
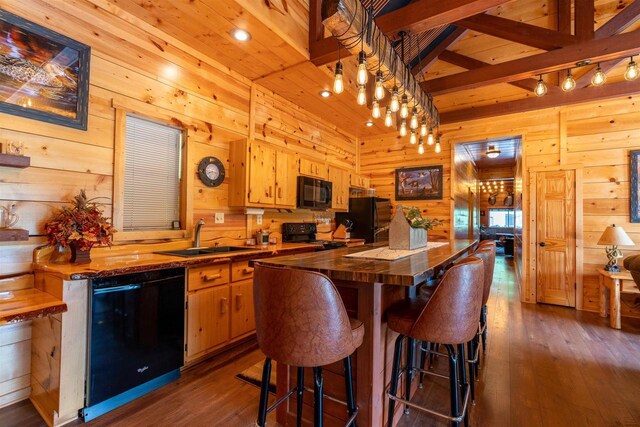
[395,165,443,200]
[0,10,90,130]
[630,150,640,222]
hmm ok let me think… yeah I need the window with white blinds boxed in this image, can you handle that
[123,115,183,231]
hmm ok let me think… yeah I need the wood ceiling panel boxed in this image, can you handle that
[462,137,519,168]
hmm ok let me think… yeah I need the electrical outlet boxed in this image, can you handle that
[214,213,224,224]
[257,214,263,225]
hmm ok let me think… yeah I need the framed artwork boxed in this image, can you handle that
[395,165,443,200]
[631,150,640,222]
[480,210,486,216]
[0,10,90,130]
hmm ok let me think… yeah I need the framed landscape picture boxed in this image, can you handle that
[0,10,90,130]
[630,150,640,222]
[395,165,443,200]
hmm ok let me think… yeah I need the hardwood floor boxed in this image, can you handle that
[3,255,640,427]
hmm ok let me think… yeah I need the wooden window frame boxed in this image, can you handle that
[112,108,194,242]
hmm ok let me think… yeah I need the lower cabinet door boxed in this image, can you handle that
[187,285,230,359]
[230,279,255,339]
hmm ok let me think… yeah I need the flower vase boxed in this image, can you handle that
[69,242,92,264]
[49,244,70,264]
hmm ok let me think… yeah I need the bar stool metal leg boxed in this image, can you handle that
[313,367,323,427]
[467,340,475,404]
[457,344,469,427]
[387,334,405,427]
[296,367,304,427]
[481,306,488,354]
[419,341,427,387]
[445,345,460,427]
[404,337,415,414]
[343,356,357,427]
[257,357,272,427]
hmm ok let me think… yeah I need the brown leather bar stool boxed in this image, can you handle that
[253,264,364,427]
[475,243,496,356]
[386,259,484,427]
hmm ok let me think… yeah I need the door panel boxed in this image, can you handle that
[248,142,275,205]
[536,170,576,307]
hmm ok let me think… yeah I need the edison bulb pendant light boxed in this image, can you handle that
[374,70,385,100]
[418,138,425,155]
[384,107,393,127]
[333,61,344,94]
[534,75,547,96]
[357,85,366,105]
[372,99,381,118]
[390,86,400,112]
[400,94,409,118]
[625,57,639,81]
[561,69,576,92]
[410,108,419,129]
[356,51,368,85]
[435,138,441,154]
[410,131,417,144]
[427,128,434,145]
[399,119,407,137]
[420,116,427,136]
[592,64,607,86]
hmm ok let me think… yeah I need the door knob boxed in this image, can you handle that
[539,242,546,247]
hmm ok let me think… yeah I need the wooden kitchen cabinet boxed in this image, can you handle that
[275,150,297,208]
[329,166,350,211]
[350,173,371,189]
[230,279,255,339]
[188,264,230,292]
[248,141,276,206]
[186,284,230,361]
[299,157,327,179]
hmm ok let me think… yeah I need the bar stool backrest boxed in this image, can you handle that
[478,239,496,250]
[409,258,484,345]
[475,247,496,306]
[253,264,357,367]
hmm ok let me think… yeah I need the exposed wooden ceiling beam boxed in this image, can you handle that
[422,30,640,95]
[410,28,467,76]
[375,0,513,39]
[438,50,560,93]
[456,14,578,50]
[595,0,640,39]
[440,79,640,124]
[557,0,572,34]
[575,0,595,40]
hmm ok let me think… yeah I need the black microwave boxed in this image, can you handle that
[297,176,332,209]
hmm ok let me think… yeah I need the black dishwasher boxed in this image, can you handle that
[83,268,185,422]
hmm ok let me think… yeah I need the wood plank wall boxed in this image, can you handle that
[514,141,524,286]
[452,145,479,240]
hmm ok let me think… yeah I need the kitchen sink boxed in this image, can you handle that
[155,246,254,257]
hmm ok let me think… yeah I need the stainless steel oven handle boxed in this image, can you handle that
[93,284,142,295]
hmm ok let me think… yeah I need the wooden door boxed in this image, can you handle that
[230,279,255,339]
[536,170,576,307]
[186,285,230,359]
[274,150,296,208]
[248,141,276,205]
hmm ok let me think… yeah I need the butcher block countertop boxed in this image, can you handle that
[34,243,319,280]
[253,239,477,286]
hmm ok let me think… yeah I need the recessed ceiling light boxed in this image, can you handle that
[365,121,374,127]
[320,90,332,98]
[231,28,251,42]
[487,145,501,158]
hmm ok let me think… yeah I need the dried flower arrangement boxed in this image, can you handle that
[401,206,443,230]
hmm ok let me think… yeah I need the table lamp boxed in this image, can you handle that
[597,224,634,272]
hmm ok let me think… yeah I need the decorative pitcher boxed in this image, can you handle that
[0,205,19,228]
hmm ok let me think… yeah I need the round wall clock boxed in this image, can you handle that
[197,156,225,187]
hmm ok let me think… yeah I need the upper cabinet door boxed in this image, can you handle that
[299,158,327,180]
[329,166,349,211]
[275,150,297,208]
[248,141,276,206]
[350,173,370,189]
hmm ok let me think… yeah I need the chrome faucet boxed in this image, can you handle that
[194,218,205,248]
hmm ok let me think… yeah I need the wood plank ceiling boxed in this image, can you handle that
[109,0,640,136]
[462,137,519,168]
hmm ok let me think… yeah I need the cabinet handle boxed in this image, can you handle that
[203,273,222,282]
[220,297,228,314]
[242,267,254,275]
[236,294,243,310]
[278,187,282,199]
[269,186,273,198]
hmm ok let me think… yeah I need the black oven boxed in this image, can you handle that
[297,176,332,209]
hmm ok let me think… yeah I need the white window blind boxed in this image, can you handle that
[123,115,182,231]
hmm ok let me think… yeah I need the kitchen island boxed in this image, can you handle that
[254,239,477,427]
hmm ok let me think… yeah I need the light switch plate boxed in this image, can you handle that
[257,214,263,225]
[214,213,224,224]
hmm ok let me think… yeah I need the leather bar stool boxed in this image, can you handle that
[386,259,484,427]
[475,243,496,356]
[253,264,364,427]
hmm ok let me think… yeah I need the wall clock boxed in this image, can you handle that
[197,156,225,187]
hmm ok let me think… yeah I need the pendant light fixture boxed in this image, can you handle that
[410,131,417,144]
[357,85,367,105]
[374,70,385,100]
[534,75,547,96]
[400,94,409,118]
[420,116,427,136]
[625,56,639,81]
[418,138,425,155]
[356,50,368,86]
[384,107,393,127]
[399,119,407,137]
[592,63,607,86]
[427,128,434,145]
[487,145,501,158]
[390,86,400,112]
[435,137,441,154]
[561,69,576,92]
[333,45,344,94]
[410,107,419,130]
[372,99,381,118]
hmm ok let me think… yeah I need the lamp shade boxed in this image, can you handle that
[597,224,634,246]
